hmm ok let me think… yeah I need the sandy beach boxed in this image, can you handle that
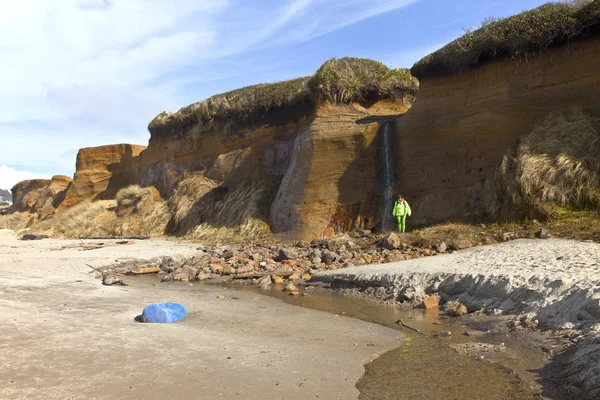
[0,230,401,400]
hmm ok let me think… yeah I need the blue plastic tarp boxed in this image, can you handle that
[141,303,188,323]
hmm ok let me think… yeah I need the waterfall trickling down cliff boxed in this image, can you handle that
[376,121,396,232]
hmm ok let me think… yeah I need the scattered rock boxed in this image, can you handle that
[271,275,284,284]
[382,233,401,250]
[197,272,212,281]
[222,265,237,275]
[535,228,550,239]
[131,266,161,275]
[321,250,338,264]
[257,275,272,286]
[182,265,198,280]
[216,295,225,299]
[295,240,308,248]
[421,295,439,310]
[288,273,301,281]
[309,250,322,264]
[289,291,300,296]
[283,282,298,292]
[173,272,189,282]
[436,331,452,338]
[452,240,472,250]
[102,273,125,286]
[21,234,49,241]
[464,330,486,338]
[210,264,224,274]
[450,343,506,357]
[279,248,299,261]
[444,301,468,317]
[236,264,255,274]
[434,242,447,253]
[223,249,237,259]
[502,232,517,242]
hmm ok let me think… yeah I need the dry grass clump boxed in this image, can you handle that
[0,212,31,230]
[485,108,600,219]
[33,200,114,238]
[310,57,418,104]
[32,186,169,238]
[115,185,161,217]
[167,175,276,243]
[411,1,600,78]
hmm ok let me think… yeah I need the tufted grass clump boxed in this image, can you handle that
[485,108,600,219]
[310,57,419,104]
[411,1,600,79]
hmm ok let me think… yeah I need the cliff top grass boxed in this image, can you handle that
[148,57,418,139]
[310,58,418,104]
[411,0,600,79]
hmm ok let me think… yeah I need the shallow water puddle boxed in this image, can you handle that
[226,283,547,400]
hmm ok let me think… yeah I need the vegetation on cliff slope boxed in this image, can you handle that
[310,58,418,104]
[411,1,600,78]
[485,108,600,219]
[149,57,418,139]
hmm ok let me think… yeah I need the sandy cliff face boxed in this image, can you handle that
[59,144,146,209]
[397,35,600,225]
[10,176,72,215]
[140,119,308,197]
[271,101,410,239]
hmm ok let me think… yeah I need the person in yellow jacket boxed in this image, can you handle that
[392,194,411,233]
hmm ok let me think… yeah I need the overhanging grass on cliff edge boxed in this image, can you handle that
[411,0,600,79]
[148,57,418,140]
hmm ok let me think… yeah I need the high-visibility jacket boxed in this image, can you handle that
[392,200,411,217]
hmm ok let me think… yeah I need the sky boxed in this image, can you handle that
[0,0,552,191]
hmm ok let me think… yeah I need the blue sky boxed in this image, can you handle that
[0,0,550,190]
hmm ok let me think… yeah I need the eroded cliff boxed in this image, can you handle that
[398,29,600,225]
[59,144,146,209]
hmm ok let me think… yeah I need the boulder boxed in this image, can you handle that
[421,295,439,310]
[222,265,237,275]
[279,248,299,261]
[271,275,284,284]
[535,228,550,239]
[382,233,401,250]
[283,282,298,292]
[210,264,224,274]
[444,301,468,317]
[434,242,447,253]
[21,234,49,241]
[321,250,338,264]
[309,250,322,264]
[197,272,213,281]
[182,265,198,280]
[257,275,272,286]
[236,264,255,274]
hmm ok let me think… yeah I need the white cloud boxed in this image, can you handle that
[0,0,420,178]
[0,165,50,191]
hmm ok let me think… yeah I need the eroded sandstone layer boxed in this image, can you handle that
[397,35,600,225]
[10,176,72,215]
[59,144,146,209]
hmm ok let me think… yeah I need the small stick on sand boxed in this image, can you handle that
[396,319,422,334]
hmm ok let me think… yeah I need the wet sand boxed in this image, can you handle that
[0,230,401,399]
